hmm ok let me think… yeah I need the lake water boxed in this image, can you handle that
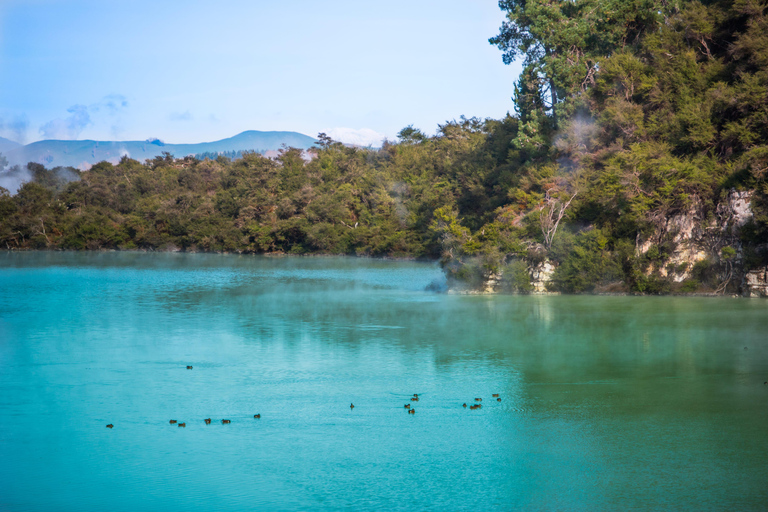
[1,252,767,511]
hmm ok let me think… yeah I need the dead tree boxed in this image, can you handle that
[539,188,578,250]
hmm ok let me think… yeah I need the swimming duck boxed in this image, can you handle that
[411,397,419,402]
[404,404,410,409]
[413,394,419,398]
[186,366,193,369]
[254,414,261,419]
[475,398,482,402]
[178,422,186,427]
[497,398,502,402]
[204,418,212,424]
[492,394,499,397]
[350,403,355,410]
[169,419,177,424]
[106,424,113,428]
[408,408,415,414]
[462,403,467,408]
[222,419,231,424]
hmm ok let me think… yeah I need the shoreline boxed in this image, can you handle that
[0,246,437,263]
[2,248,757,299]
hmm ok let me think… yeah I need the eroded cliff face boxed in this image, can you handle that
[635,190,754,287]
[476,189,767,296]
[529,261,556,293]
[744,268,768,297]
[473,261,556,294]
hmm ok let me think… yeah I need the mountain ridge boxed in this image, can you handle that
[0,130,317,169]
[0,137,21,154]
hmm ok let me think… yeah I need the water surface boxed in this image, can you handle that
[1,252,767,511]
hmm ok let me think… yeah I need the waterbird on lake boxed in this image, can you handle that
[492,394,499,397]
[470,404,482,410]
[413,394,418,397]
[404,404,410,409]
[497,398,502,402]
[106,424,113,428]
[169,420,177,424]
[186,366,193,369]
[411,397,419,402]
[254,414,260,419]
[350,403,355,410]
[222,419,231,424]
[462,403,467,408]
[408,408,415,414]
[178,422,186,427]
[204,418,212,424]
[475,398,482,402]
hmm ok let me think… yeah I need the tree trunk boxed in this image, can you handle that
[549,78,558,128]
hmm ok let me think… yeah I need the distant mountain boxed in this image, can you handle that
[0,137,21,154]
[2,131,317,169]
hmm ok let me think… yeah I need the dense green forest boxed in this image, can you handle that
[1,0,767,294]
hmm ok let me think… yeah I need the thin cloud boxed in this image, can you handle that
[38,94,130,140]
[93,94,129,114]
[0,114,30,144]
[169,110,193,122]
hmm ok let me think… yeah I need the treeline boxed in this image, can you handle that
[433,0,768,294]
[1,0,767,294]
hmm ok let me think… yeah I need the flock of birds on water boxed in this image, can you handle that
[104,365,503,429]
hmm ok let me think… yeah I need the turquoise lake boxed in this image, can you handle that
[1,252,767,511]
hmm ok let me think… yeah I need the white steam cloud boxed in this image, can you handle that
[324,127,387,147]
[0,166,30,194]
[40,105,92,140]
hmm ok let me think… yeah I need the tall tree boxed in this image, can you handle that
[490,0,662,126]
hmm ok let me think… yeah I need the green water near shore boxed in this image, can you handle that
[1,252,767,511]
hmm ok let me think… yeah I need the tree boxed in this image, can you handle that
[490,0,661,125]
[315,133,335,149]
[397,125,427,144]
[539,187,577,251]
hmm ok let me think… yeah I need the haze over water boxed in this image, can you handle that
[1,252,767,511]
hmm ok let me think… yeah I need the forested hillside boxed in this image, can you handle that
[1,0,766,295]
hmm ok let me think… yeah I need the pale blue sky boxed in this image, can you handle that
[0,0,522,146]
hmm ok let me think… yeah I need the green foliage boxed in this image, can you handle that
[491,0,661,123]
[678,279,700,293]
[551,229,623,292]
[500,259,534,293]
[3,0,767,297]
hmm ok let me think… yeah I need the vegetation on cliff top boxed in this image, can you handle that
[1,0,767,294]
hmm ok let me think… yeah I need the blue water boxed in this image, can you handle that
[1,252,767,511]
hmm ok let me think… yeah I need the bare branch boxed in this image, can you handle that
[539,190,578,250]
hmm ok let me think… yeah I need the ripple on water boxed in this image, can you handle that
[1,253,767,511]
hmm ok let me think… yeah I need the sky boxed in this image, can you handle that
[0,0,522,147]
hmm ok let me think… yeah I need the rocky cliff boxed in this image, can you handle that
[476,189,767,296]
